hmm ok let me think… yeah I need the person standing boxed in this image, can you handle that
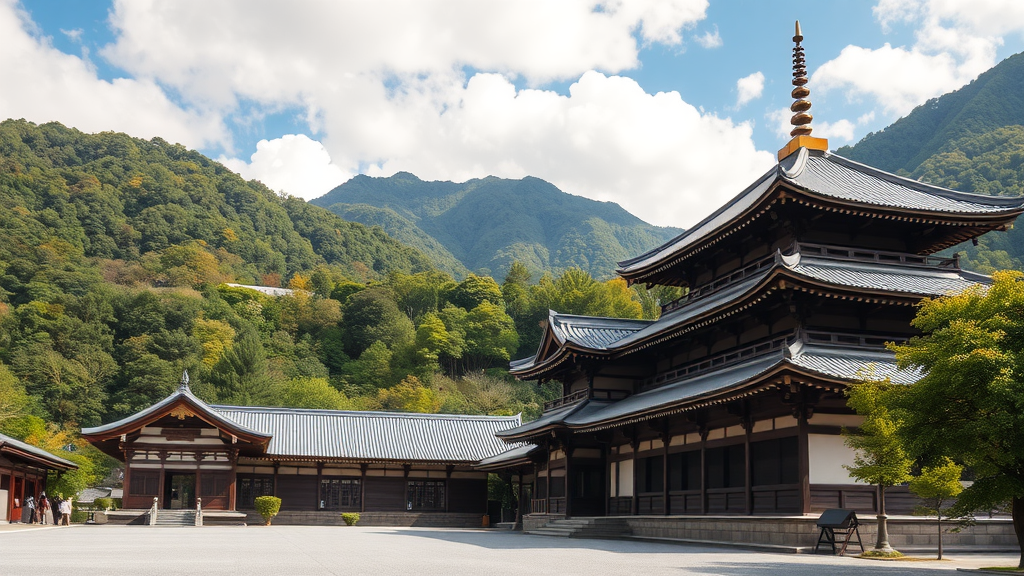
[59,497,72,526]
[24,495,35,524]
[38,492,51,525]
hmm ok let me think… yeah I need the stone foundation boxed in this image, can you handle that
[523,514,564,532]
[621,515,1018,551]
[245,510,489,528]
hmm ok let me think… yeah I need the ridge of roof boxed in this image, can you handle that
[211,405,521,422]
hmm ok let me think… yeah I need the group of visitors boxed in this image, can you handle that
[17,493,73,525]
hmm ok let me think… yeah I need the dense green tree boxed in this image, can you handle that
[890,271,1024,567]
[843,379,913,554]
[462,302,519,371]
[449,274,503,311]
[908,457,965,560]
[211,331,278,406]
[0,362,27,425]
[280,377,349,410]
[339,287,414,357]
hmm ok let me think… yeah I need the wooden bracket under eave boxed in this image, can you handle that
[777,135,829,161]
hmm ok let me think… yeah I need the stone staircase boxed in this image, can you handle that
[527,517,631,539]
[152,510,197,526]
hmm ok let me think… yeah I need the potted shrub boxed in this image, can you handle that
[341,513,360,526]
[254,496,282,526]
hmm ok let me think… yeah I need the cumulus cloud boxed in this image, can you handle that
[220,134,351,200]
[814,119,856,142]
[735,72,764,107]
[812,0,1018,117]
[695,26,722,49]
[0,0,225,149]
[60,28,83,42]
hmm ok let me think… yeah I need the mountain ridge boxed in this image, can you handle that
[311,171,681,280]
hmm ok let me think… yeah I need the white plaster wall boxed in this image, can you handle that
[808,434,868,485]
[618,459,634,497]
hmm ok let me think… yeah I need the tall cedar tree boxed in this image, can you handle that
[891,271,1024,568]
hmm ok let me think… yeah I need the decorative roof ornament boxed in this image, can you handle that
[777,20,829,161]
[179,369,191,392]
[790,21,812,137]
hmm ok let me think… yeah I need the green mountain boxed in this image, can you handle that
[836,51,1024,174]
[310,172,681,280]
[0,119,434,295]
[836,52,1024,272]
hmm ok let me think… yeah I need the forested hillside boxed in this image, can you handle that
[836,52,1024,272]
[0,120,677,493]
[836,51,1024,174]
[311,172,681,280]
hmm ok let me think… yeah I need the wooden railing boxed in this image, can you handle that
[661,253,777,314]
[642,334,790,388]
[543,389,588,412]
[530,499,547,514]
[795,242,959,269]
[660,241,960,316]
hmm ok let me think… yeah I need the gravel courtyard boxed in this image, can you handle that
[0,525,1018,576]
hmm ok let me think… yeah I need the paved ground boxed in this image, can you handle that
[0,525,1019,575]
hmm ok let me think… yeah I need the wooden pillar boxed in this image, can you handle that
[194,453,202,509]
[316,462,324,510]
[699,428,708,515]
[445,465,453,513]
[228,449,238,511]
[564,440,573,519]
[515,472,524,526]
[359,464,367,513]
[272,461,279,498]
[662,429,671,516]
[122,448,133,508]
[744,420,753,515]
[630,435,639,516]
[797,407,811,515]
[158,451,166,509]
[603,443,611,517]
[545,442,552,515]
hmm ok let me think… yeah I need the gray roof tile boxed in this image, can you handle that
[213,406,521,463]
[618,148,1024,276]
[513,249,987,374]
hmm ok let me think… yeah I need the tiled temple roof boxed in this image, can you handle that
[499,338,920,440]
[214,406,521,463]
[511,246,987,377]
[617,148,1024,280]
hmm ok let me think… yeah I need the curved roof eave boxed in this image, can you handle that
[617,148,1024,280]
[81,386,271,445]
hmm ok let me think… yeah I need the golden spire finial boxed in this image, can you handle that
[777,20,828,160]
[790,20,812,137]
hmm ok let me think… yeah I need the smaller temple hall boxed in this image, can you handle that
[81,373,518,525]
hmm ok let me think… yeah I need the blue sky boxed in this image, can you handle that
[5,0,1024,227]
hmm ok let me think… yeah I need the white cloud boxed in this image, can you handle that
[60,28,82,42]
[351,72,776,228]
[814,119,856,142]
[857,111,876,125]
[0,0,226,149]
[767,108,792,140]
[735,72,764,107]
[220,134,351,200]
[812,0,1018,118]
[695,26,722,49]
[102,0,710,108]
